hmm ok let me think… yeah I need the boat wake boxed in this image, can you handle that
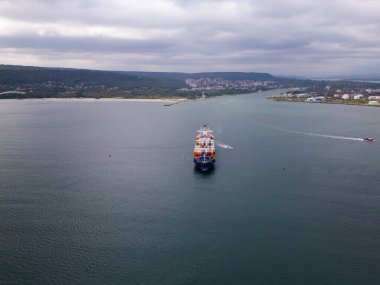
[253,121,364,142]
[213,128,234,149]
[291,131,364,142]
[217,142,234,149]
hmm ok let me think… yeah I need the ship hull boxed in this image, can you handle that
[193,158,215,172]
[193,125,216,172]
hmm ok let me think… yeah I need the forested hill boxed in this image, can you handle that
[0,65,280,85]
[0,65,328,99]
[0,65,184,89]
[0,64,293,99]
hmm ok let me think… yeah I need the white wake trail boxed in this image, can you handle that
[218,143,234,149]
[252,121,364,142]
[291,131,364,142]
[216,139,234,149]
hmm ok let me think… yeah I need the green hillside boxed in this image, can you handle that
[0,64,299,99]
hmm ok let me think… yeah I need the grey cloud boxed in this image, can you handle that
[1,0,380,76]
[0,35,174,53]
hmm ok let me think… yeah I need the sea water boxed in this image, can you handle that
[1,90,380,284]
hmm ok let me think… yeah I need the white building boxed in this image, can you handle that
[368,101,380,105]
[368,96,380,100]
[305,97,317,103]
[305,97,324,103]
[353,94,364,100]
[342,94,350,100]
[296,93,310,98]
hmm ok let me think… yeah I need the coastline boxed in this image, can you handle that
[268,96,380,107]
[0,97,187,103]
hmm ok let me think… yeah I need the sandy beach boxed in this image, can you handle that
[0,98,187,103]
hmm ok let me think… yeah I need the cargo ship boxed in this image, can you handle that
[193,125,216,171]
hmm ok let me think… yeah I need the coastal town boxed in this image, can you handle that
[184,77,281,91]
[0,65,290,99]
[2,65,380,104]
[269,85,380,106]
[0,78,284,99]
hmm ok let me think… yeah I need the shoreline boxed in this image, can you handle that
[0,97,187,103]
[268,97,380,107]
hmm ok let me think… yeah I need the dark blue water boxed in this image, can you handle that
[1,91,380,284]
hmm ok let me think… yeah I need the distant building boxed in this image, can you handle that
[305,96,324,103]
[296,93,310,98]
[368,96,380,100]
[353,94,364,100]
[368,101,380,105]
[342,94,350,100]
[305,97,317,103]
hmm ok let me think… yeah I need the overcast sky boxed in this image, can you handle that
[1,0,379,76]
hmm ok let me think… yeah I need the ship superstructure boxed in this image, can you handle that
[193,125,216,171]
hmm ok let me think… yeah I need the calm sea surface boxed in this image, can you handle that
[1,90,380,284]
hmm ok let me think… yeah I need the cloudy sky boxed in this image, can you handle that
[1,0,380,76]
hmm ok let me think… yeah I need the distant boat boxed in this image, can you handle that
[363,137,375,142]
[193,125,216,171]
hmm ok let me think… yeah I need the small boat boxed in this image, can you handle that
[363,137,375,142]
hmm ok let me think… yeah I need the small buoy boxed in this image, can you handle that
[109,154,111,158]
[282,167,286,170]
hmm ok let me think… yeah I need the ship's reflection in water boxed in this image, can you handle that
[193,166,215,175]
